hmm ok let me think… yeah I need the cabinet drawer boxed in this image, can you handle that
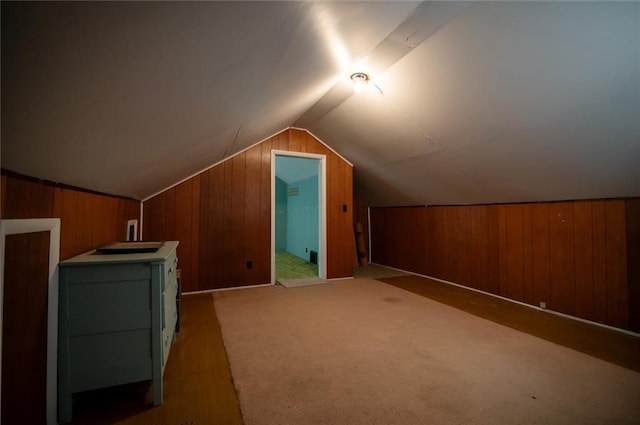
[69,329,152,392]
[67,279,151,336]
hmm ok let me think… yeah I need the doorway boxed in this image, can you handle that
[271,151,326,284]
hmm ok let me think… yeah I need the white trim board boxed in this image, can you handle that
[271,150,327,284]
[0,218,61,425]
[182,275,355,295]
[290,127,353,167]
[142,127,352,202]
[370,262,640,338]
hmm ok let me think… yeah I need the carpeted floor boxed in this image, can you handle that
[379,274,640,372]
[275,251,318,280]
[213,278,640,425]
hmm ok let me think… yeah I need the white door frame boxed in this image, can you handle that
[271,150,327,283]
[0,218,61,425]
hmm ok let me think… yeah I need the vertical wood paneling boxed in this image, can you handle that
[144,129,353,291]
[485,205,500,295]
[368,198,636,331]
[456,207,472,287]
[198,169,211,288]
[52,187,63,219]
[1,174,7,217]
[144,191,166,242]
[60,189,79,259]
[289,129,301,152]
[625,199,640,332]
[210,164,226,288]
[605,201,628,328]
[260,138,273,282]
[0,175,142,261]
[443,207,456,283]
[30,179,55,218]
[336,156,347,275]
[165,187,177,239]
[469,206,484,291]
[548,203,575,315]
[4,175,31,218]
[174,181,193,291]
[278,131,289,151]
[190,175,201,293]
[434,207,445,279]
[244,145,263,284]
[591,201,608,323]
[333,154,351,277]
[573,202,595,321]
[2,232,49,424]
[498,205,509,297]
[370,207,426,273]
[1,172,140,421]
[343,164,355,271]
[230,154,245,284]
[532,203,550,307]
[503,205,525,302]
[521,205,534,305]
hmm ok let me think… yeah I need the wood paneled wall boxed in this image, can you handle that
[143,128,354,292]
[1,170,140,422]
[2,231,50,424]
[370,200,639,332]
[627,199,640,332]
[1,171,141,259]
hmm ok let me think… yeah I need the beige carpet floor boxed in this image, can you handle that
[214,278,640,425]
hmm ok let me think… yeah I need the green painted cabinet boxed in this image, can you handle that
[57,241,179,424]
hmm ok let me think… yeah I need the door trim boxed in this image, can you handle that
[271,150,327,283]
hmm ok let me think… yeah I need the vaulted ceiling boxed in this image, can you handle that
[2,1,638,205]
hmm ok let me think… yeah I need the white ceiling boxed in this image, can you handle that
[2,1,639,205]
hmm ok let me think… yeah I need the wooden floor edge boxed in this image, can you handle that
[377,274,640,373]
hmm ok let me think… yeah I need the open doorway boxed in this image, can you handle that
[271,151,326,285]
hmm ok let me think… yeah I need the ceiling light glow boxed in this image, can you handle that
[350,72,383,95]
[351,72,368,93]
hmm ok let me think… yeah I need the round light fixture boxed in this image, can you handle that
[350,72,382,95]
[350,72,370,93]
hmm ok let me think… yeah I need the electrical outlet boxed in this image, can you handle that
[246,260,252,269]
[539,301,546,309]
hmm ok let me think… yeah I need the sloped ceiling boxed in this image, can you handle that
[2,1,638,205]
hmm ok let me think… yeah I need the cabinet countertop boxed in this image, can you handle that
[60,241,179,266]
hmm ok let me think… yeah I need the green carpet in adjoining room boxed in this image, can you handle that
[275,251,317,280]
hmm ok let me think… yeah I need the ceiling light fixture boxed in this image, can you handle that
[350,72,369,93]
[350,72,383,95]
